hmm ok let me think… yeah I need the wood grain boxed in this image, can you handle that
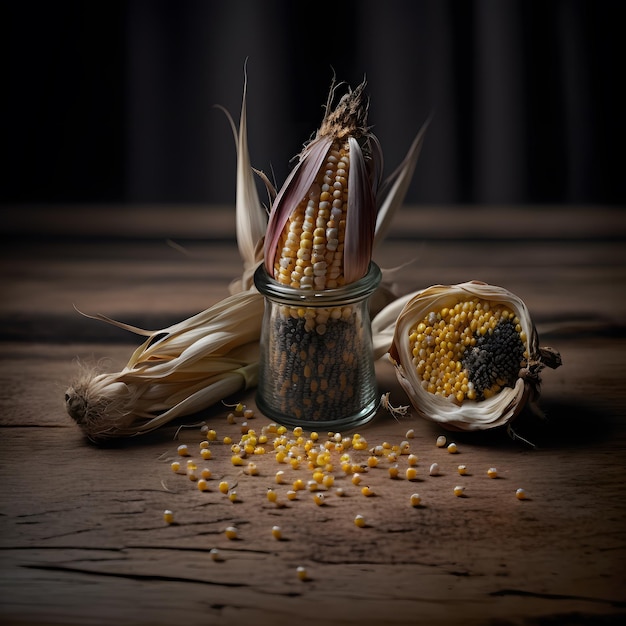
[1,205,625,626]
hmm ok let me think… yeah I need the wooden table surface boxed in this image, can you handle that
[1,205,626,626]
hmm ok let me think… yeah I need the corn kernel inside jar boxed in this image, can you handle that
[408,299,528,404]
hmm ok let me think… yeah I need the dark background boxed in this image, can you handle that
[4,0,625,207]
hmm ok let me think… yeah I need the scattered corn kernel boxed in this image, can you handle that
[388,464,399,479]
[361,485,375,497]
[199,440,209,449]
[351,473,362,485]
[436,435,447,448]
[163,509,174,524]
[206,429,217,441]
[354,514,366,528]
[408,454,419,466]
[313,492,325,506]
[322,474,335,488]
[308,480,319,492]
[201,468,212,479]
[271,525,282,540]
[296,566,308,581]
[487,467,498,478]
[429,462,440,476]
[405,429,415,439]
[406,467,418,481]
[201,448,212,460]
[335,487,346,497]
[246,462,259,476]
[226,412,236,424]
[170,461,181,472]
[231,455,244,466]
[293,478,305,491]
[286,489,298,501]
[453,485,465,497]
[209,548,222,561]
[228,491,238,502]
[243,408,255,419]
[447,442,458,454]
[275,470,285,484]
[177,444,190,456]
[218,481,229,494]
[223,436,232,445]
[516,488,527,500]
[224,526,238,539]
[267,488,278,503]
[457,464,468,475]
[410,493,422,507]
[197,479,209,492]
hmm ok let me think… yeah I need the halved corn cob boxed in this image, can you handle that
[385,281,561,432]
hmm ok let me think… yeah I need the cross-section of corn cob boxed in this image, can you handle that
[386,281,561,432]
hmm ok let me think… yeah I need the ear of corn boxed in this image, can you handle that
[264,81,380,289]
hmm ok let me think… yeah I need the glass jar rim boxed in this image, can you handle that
[254,262,382,307]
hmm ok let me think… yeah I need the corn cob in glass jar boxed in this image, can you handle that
[255,81,382,429]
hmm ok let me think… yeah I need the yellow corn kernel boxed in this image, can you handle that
[273,143,350,291]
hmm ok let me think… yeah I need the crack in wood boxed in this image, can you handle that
[490,588,626,608]
[21,563,249,587]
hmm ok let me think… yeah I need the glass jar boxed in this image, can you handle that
[254,262,382,431]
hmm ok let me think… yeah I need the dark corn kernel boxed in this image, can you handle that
[264,307,368,421]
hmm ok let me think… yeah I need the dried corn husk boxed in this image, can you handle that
[66,72,266,443]
[66,291,263,441]
[386,281,561,432]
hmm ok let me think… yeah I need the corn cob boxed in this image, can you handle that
[258,82,382,424]
[265,80,379,290]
